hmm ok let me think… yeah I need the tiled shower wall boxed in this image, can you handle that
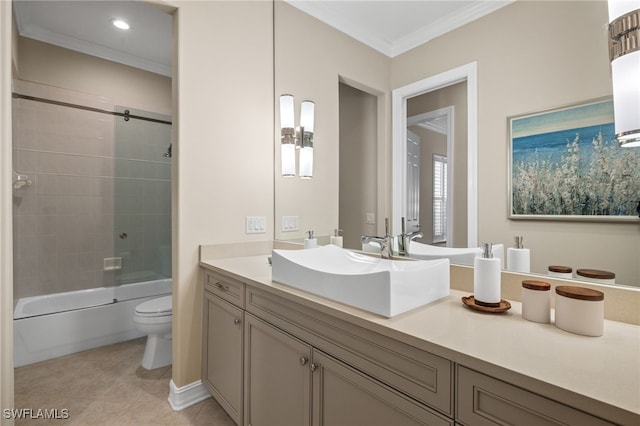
[12,80,171,302]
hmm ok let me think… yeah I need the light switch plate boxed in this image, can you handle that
[246,216,267,234]
[281,216,299,232]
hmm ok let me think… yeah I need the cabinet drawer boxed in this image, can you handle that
[246,286,453,416]
[204,270,245,308]
[456,366,614,426]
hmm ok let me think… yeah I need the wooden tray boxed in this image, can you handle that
[462,295,511,313]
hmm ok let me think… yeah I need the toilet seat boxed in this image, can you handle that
[135,295,172,317]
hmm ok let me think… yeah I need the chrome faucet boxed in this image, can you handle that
[361,218,393,259]
[397,217,423,256]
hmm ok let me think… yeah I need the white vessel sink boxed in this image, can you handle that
[408,242,504,267]
[271,245,450,317]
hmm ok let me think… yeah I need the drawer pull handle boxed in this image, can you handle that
[233,319,241,325]
[215,282,229,291]
[299,356,308,366]
[310,362,319,372]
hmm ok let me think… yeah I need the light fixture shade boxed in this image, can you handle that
[281,143,296,177]
[608,0,640,147]
[611,54,640,146]
[280,95,295,129]
[299,146,313,179]
[300,101,315,133]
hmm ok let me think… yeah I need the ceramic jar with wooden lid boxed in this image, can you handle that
[576,269,615,285]
[555,286,604,337]
[548,265,573,279]
[521,280,551,323]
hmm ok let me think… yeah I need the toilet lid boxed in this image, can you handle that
[135,295,172,316]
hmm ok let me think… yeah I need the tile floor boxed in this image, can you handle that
[14,338,235,425]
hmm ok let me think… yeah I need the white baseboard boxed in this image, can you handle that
[168,379,211,411]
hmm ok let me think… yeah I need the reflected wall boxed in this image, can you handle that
[390,1,638,285]
[274,1,390,241]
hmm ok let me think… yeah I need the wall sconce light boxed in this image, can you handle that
[279,94,315,178]
[608,0,640,147]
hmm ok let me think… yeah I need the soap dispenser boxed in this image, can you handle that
[474,242,502,306]
[330,229,343,248]
[507,236,530,273]
[304,230,317,249]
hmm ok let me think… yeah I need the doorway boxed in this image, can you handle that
[392,62,478,248]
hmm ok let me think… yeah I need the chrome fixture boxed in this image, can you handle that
[12,173,32,190]
[361,218,393,259]
[608,0,640,147]
[279,94,315,178]
[397,217,423,256]
[163,143,172,158]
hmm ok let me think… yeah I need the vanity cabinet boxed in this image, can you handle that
[202,271,246,426]
[244,312,452,426]
[202,266,628,426]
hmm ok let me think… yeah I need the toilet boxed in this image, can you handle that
[133,295,172,370]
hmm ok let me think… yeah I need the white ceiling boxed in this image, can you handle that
[286,0,513,57]
[13,0,513,77]
[13,0,173,76]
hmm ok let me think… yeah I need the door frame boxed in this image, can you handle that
[407,106,454,246]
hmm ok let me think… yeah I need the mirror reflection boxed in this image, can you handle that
[405,81,468,248]
[274,0,639,288]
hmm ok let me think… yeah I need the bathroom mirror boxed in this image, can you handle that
[274,0,639,287]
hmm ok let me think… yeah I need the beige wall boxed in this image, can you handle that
[274,1,390,241]
[392,1,639,285]
[16,37,171,115]
[172,0,273,387]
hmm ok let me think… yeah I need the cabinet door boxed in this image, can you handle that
[202,292,244,425]
[312,350,452,426]
[244,314,312,426]
[456,366,615,426]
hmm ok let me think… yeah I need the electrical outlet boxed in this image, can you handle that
[365,212,376,224]
[281,216,299,232]
[246,216,267,234]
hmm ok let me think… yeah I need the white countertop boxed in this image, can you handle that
[201,254,640,423]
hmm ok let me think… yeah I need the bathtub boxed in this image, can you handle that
[14,279,171,367]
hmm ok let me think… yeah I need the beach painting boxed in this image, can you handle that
[508,98,640,221]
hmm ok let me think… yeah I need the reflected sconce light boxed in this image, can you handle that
[608,0,640,147]
[280,94,315,178]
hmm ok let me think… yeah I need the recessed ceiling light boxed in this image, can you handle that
[111,19,130,30]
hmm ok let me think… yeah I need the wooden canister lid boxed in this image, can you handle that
[576,269,615,280]
[548,265,572,273]
[555,286,604,301]
[522,280,551,291]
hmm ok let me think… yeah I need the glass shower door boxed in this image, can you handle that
[112,106,172,286]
